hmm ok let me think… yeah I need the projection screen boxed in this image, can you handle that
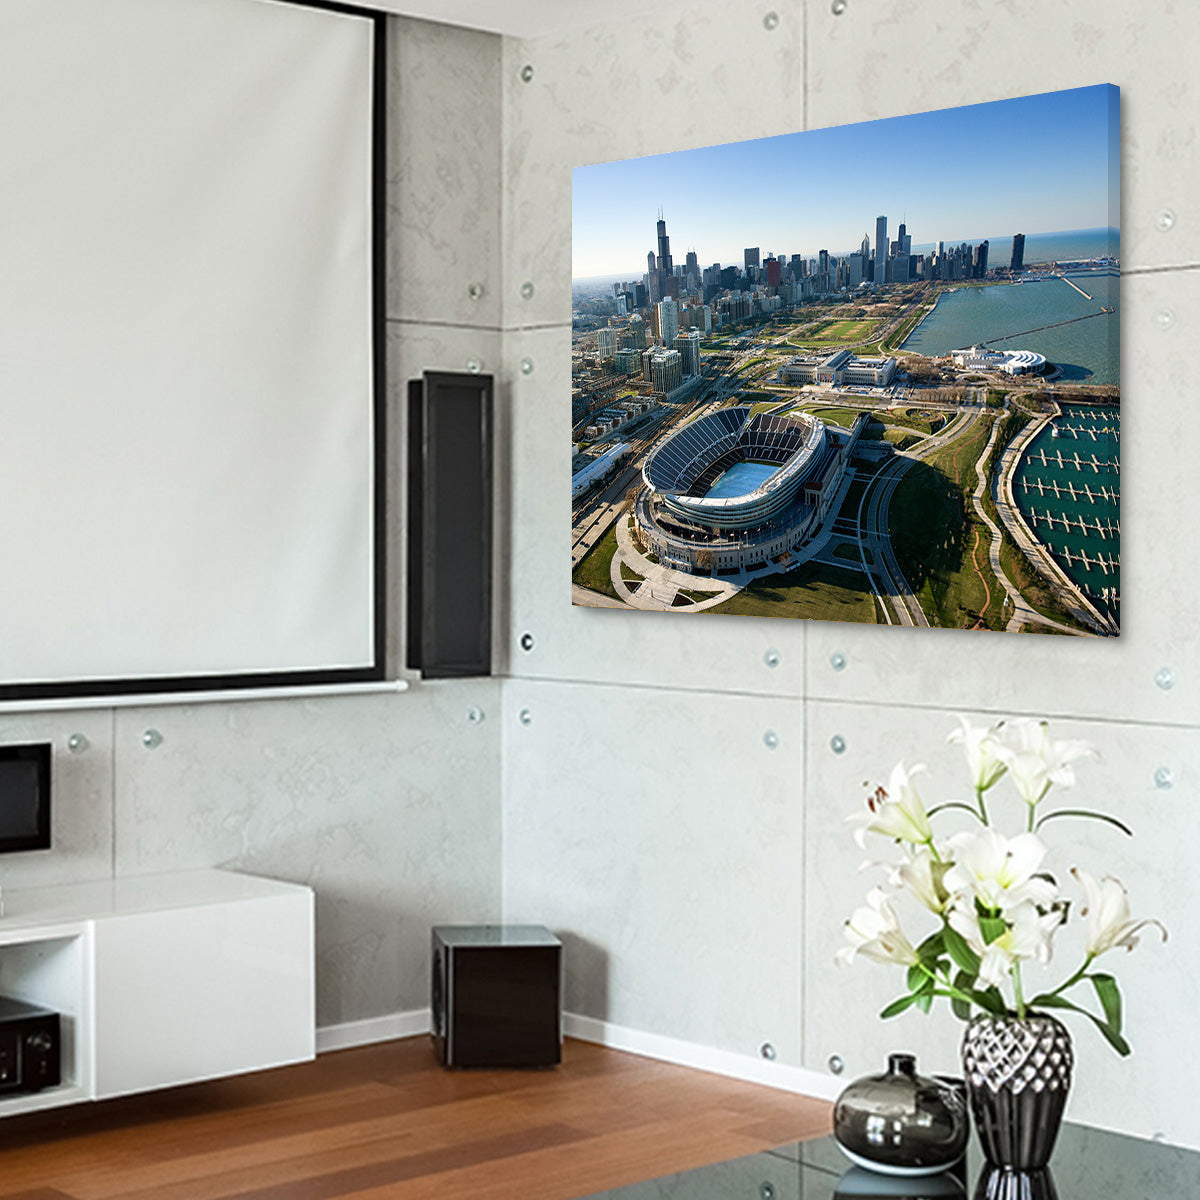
[0,0,385,701]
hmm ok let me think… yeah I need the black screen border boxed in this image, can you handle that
[0,0,388,704]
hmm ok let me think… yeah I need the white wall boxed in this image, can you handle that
[499,0,1200,1149]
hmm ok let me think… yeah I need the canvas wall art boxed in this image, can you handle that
[570,85,1120,636]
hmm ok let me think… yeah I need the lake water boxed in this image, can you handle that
[706,460,776,499]
[1012,405,1120,626]
[903,270,1120,385]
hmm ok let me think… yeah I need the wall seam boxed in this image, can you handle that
[799,691,810,1070]
[497,30,516,927]
[499,674,1191,731]
[109,707,117,880]
[386,316,508,332]
[802,0,809,133]
[1122,262,1200,276]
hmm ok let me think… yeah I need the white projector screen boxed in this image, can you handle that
[0,0,384,701]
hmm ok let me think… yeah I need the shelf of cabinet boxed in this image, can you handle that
[0,871,313,1116]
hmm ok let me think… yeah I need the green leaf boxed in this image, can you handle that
[978,915,1007,946]
[915,930,945,964]
[907,964,926,992]
[943,926,981,975]
[1034,809,1134,837]
[915,989,933,1014]
[1090,1019,1132,1057]
[1028,992,1076,1010]
[1028,993,1132,1057]
[926,801,987,824]
[966,986,1007,1017]
[1090,974,1123,1034]
[951,971,973,1021]
[880,993,922,1019]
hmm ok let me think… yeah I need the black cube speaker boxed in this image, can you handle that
[431,925,562,1068]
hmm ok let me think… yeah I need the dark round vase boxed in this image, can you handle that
[961,1014,1073,1171]
[834,1053,969,1173]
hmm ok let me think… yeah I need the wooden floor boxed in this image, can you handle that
[0,1038,832,1200]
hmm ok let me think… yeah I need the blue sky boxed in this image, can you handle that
[572,85,1119,280]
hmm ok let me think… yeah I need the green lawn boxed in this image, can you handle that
[888,417,997,629]
[571,519,622,601]
[884,408,945,435]
[888,410,1094,638]
[883,429,924,450]
[805,406,864,428]
[703,561,879,623]
[675,586,723,603]
[808,318,877,342]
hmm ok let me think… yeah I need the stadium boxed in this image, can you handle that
[634,406,861,573]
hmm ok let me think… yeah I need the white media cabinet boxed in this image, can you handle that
[0,870,314,1116]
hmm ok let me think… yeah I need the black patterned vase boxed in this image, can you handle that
[960,1013,1073,1171]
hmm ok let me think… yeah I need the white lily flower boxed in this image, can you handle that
[836,888,920,968]
[949,899,1064,989]
[887,845,950,915]
[1073,868,1168,958]
[846,762,934,849]
[947,714,1008,792]
[943,827,1058,913]
[992,718,1096,808]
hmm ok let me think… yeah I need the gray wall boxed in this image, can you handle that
[500,0,1198,1149]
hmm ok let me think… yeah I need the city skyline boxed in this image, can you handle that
[572,85,1119,279]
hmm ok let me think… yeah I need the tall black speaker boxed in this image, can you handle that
[407,371,493,678]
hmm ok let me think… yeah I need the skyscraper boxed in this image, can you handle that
[674,330,702,377]
[656,216,673,276]
[744,247,760,271]
[974,240,989,279]
[1011,233,1026,273]
[765,257,782,286]
[875,215,887,287]
[648,213,674,304]
[656,297,678,349]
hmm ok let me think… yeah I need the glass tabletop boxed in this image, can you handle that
[575,1123,1200,1198]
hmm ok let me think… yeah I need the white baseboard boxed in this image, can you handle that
[316,1008,431,1054]
[563,1012,843,1102]
[316,1007,841,1105]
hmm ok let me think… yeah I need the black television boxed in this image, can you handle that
[0,743,51,853]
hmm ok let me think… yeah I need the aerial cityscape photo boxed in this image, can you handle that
[570,85,1120,635]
